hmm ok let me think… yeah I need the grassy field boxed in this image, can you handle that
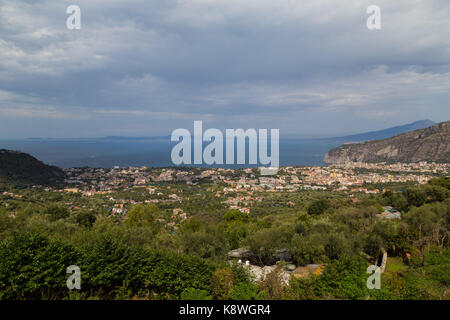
[385,257,408,273]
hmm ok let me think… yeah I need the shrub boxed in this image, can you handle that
[314,257,368,300]
[45,205,70,221]
[181,288,213,300]
[125,204,159,228]
[211,268,234,300]
[307,199,331,215]
[223,210,249,222]
[257,265,289,300]
[231,282,263,300]
[0,232,79,299]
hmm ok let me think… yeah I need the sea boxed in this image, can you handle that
[0,138,341,168]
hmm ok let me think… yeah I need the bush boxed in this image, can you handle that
[75,210,97,227]
[125,204,159,228]
[405,187,426,207]
[231,263,254,284]
[45,205,69,221]
[307,199,331,215]
[223,210,249,222]
[257,265,289,300]
[219,220,248,249]
[141,250,217,299]
[429,177,450,190]
[247,225,293,265]
[77,234,217,299]
[426,249,450,286]
[0,232,79,299]
[181,288,213,300]
[231,282,263,300]
[313,257,369,300]
[80,235,148,296]
[179,226,229,260]
[211,268,234,300]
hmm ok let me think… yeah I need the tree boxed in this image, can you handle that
[180,218,203,233]
[45,205,69,221]
[405,187,426,207]
[219,220,248,249]
[125,204,159,228]
[324,232,353,260]
[179,226,229,260]
[403,204,445,266]
[307,199,331,215]
[0,208,12,239]
[423,185,448,203]
[428,177,450,190]
[211,268,234,300]
[257,265,289,300]
[247,225,292,265]
[392,193,409,211]
[223,210,249,222]
[75,210,97,228]
[231,282,263,300]
[313,257,368,300]
[291,233,326,265]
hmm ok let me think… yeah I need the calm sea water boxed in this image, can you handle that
[0,138,340,168]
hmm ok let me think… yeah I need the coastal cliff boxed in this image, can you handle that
[323,121,450,164]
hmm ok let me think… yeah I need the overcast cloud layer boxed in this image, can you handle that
[0,0,449,138]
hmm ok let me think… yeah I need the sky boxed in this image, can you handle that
[0,0,449,139]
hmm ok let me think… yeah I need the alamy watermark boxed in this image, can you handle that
[66,5,81,30]
[366,265,381,290]
[66,5,380,31]
[367,5,381,30]
[66,265,81,290]
[171,121,279,175]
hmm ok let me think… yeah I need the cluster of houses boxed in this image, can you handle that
[63,162,446,197]
[52,163,446,223]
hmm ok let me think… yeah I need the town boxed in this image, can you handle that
[63,162,448,194]
[52,161,448,219]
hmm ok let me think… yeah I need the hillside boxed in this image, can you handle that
[0,149,65,186]
[323,121,450,164]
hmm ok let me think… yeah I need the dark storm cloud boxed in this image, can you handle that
[0,0,449,138]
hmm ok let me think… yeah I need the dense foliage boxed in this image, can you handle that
[0,176,448,300]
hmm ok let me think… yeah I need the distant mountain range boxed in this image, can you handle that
[101,135,170,141]
[324,121,450,164]
[25,135,170,141]
[22,120,436,143]
[99,120,437,142]
[321,120,436,143]
[0,149,65,186]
